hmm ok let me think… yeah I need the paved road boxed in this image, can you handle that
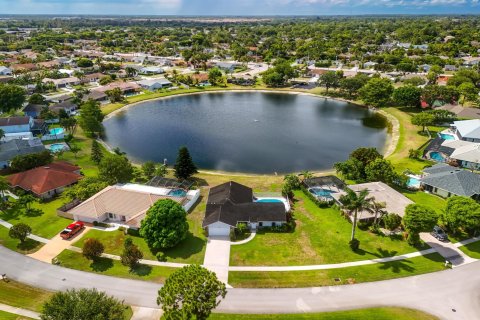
[1,246,479,320]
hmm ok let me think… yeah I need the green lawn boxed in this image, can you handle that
[0,197,71,239]
[0,310,33,320]
[56,249,176,283]
[400,189,447,215]
[0,280,52,312]
[459,240,480,259]
[0,225,43,254]
[209,307,438,320]
[230,191,427,266]
[229,252,445,288]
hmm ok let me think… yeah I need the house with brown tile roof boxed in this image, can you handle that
[8,161,82,199]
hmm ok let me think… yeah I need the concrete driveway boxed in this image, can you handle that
[420,233,477,267]
[28,226,89,263]
[203,236,231,285]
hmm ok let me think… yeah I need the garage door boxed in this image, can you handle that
[208,226,230,237]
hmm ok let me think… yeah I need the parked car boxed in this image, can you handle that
[60,221,85,240]
[431,226,448,242]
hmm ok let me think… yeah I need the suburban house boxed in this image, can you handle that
[67,183,200,228]
[215,61,239,73]
[0,138,46,168]
[0,66,12,75]
[92,82,141,96]
[137,78,172,91]
[332,182,414,221]
[82,72,107,84]
[23,104,46,118]
[49,100,78,115]
[420,164,480,200]
[451,120,480,143]
[8,161,82,199]
[0,116,33,134]
[42,77,80,89]
[202,181,289,236]
[139,66,164,75]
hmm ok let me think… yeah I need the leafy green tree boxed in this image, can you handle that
[69,144,81,158]
[339,74,369,98]
[208,67,224,86]
[10,150,53,172]
[78,100,104,136]
[403,204,438,246]
[458,82,478,106]
[0,175,8,206]
[318,71,340,93]
[384,213,402,231]
[359,78,394,108]
[90,140,103,164]
[76,58,94,68]
[82,238,104,261]
[350,147,382,168]
[142,161,156,180]
[28,93,47,105]
[120,238,143,271]
[18,194,37,212]
[339,188,373,242]
[371,201,387,226]
[9,223,31,243]
[105,87,124,103]
[65,177,109,201]
[0,84,27,112]
[393,85,422,107]
[262,60,295,87]
[365,158,398,184]
[411,112,435,132]
[422,85,459,107]
[444,196,480,235]
[60,117,78,135]
[99,153,134,185]
[155,164,168,178]
[426,65,442,84]
[174,146,198,180]
[140,199,189,250]
[283,174,301,189]
[158,265,227,320]
[41,288,126,320]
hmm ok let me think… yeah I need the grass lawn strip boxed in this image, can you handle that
[0,280,52,312]
[210,307,438,320]
[230,191,429,266]
[458,240,480,259]
[0,225,43,254]
[55,249,176,283]
[228,252,445,288]
[0,310,34,320]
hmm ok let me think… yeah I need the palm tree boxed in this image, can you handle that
[0,176,9,207]
[371,201,387,226]
[299,170,313,181]
[339,188,373,241]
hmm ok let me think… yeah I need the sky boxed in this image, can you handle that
[1,0,480,16]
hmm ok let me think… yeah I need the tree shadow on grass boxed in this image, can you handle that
[131,264,152,277]
[17,239,41,253]
[90,257,114,272]
[377,258,415,273]
[24,208,44,217]
[162,232,205,260]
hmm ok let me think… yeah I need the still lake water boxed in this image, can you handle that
[103,92,388,174]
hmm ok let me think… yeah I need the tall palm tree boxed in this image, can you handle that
[339,188,373,241]
[299,170,313,181]
[371,201,387,226]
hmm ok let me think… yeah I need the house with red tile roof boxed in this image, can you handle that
[8,161,82,199]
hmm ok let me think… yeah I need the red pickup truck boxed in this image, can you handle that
[60,221,85,240]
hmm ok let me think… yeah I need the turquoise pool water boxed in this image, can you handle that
[430,152,446,162]
[49,127,64,135]
[168,189,187,197]
[256,199,283,203]
[49,143,67,153]
[309,188,335,198]
[407,177,421,188]
[439,133,455,140]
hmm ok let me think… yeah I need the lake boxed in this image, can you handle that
[103,91,388,174]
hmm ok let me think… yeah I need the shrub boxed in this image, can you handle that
[156,252,167,262]
[82,238,104,260]
[8,223,32,243]
[384,213,402,231]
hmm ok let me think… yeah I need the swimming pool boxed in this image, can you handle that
[48,143,68,153]
[430,152,446,162]
[407,177,421,188]
[168,189,187,197]
[256,199,283,203]
[439,133,455,140]
[49,127,65,135]
[309,188,335,198]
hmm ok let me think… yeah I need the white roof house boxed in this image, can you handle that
[442,140,480,169]
[137,78,172,90]
[139,66,164,74]
[452,120,480,142]
[0,66,12,75]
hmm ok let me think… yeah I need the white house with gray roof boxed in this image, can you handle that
[451,119,480,143]
[420,164,480,200]
[137,78,172,91]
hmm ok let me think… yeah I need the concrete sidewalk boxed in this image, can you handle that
[0,303,40,319]
[420,233,477,267]
[203,236,231,285]
[131,306,162,320]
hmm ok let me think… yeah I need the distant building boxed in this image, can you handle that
[137,78,172,91]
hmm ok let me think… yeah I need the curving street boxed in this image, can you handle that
[1,246,479,320]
